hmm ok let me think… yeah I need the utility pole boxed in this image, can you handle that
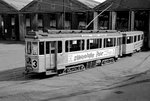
[63,0,65,29]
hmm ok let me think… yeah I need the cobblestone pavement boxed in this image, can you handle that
[0,41,25,71]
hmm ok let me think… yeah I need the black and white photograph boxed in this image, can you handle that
[0,0,150,101]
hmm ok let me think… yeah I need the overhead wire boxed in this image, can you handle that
[85,2,113,29]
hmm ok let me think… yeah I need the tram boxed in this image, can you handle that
[25,30,143,75]
[121,31,144,55]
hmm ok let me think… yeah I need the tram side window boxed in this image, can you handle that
[65,41,69,52]
[138,35,140,41]
[87,39,102,49]
[32,42,38,55]
[39,42,44,55]
[46,42,49,54]
[114,38,116,46]
[104,38,115,47]
[65,40,84,52]
[134,36,137,42]
[127,36,133,44]
[58,41,62,53]
[27,42,32,54]
[46,41,62,54]
[51,42,55,53]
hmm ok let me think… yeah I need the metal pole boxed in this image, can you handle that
[63,0,65,29]
[85,3,113,29]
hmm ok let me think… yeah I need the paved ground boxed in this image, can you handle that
[0,41,150,101]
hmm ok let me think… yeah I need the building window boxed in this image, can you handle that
[98,12,109,30]
[116,11,129,31]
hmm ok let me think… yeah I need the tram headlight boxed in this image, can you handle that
[26,57,31,65]
[26,57,32,66]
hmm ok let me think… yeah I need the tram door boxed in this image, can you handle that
[45,41,57,72]
[118,37,122,56]
[122,34,126,54]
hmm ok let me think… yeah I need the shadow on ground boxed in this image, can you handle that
[0,67,55,81]
[0,40,25,45]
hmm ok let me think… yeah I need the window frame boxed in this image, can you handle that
[126,36,133,44]
[26,41,32,55]
[39,41,45,55]
[46,41,62,54]
[87,38,102,50]
[104,38,116,48]
[65,39,85,52]
[138,35,140,41]
[134,36,137,42]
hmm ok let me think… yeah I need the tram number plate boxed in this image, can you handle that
[64,64,85,73]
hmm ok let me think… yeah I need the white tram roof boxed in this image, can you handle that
[25,30,122,41]
[120,31,143,36]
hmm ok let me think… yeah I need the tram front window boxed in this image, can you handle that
[32,42,38,55]
[26,41,38,55]
[27,42,31,55]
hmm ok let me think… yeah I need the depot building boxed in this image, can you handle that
[94,0,150,48]
[0,0,98,41]
[1,0,150,49]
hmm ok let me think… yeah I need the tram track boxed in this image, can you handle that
[0,51,150,101]
[36,69,150,101]
[0,68,149,101]
[0,54,147,89]
[35,55,150,100]
[0,66,49,89]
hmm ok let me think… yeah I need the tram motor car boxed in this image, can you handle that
[25,30,143,75]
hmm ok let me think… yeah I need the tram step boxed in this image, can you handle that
[46,70,57,75]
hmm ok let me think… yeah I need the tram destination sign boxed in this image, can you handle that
[68,48,115,63]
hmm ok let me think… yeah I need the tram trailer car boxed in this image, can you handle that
[25,30,143,75]
[121,31,144,55]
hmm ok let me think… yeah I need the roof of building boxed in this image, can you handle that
[0,0,31,13]
[3,0,32,10]
[21,0,95,13]
[94,0,150,11]
[0,0,17,13]
[77,0,100,8]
